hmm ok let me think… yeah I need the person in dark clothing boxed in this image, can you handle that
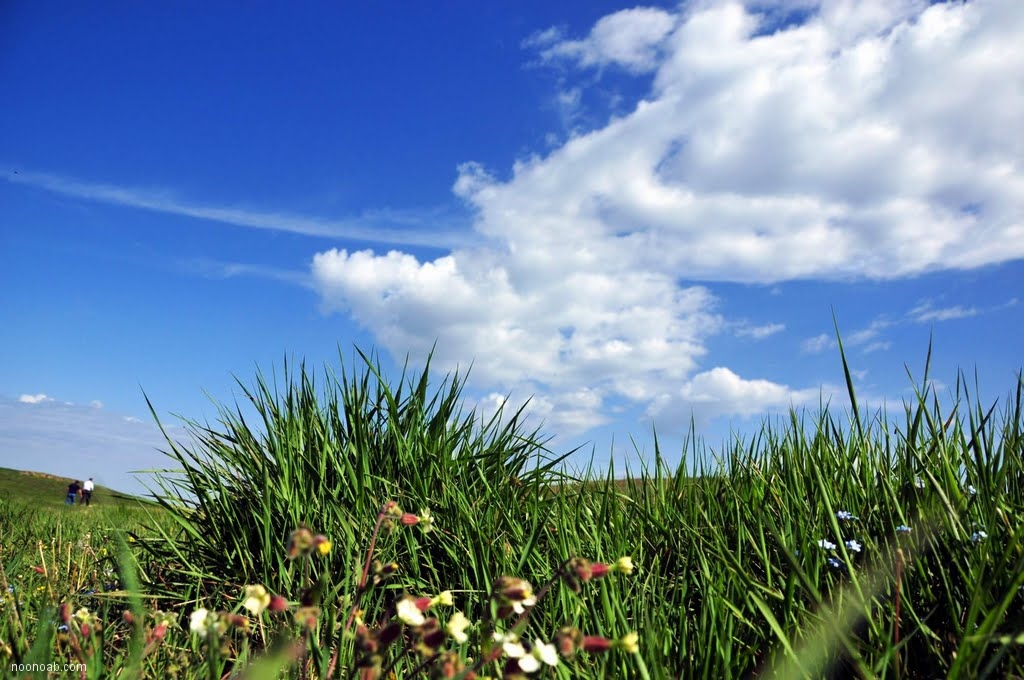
[66,480,81,505]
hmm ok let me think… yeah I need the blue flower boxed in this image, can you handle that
[827,557,844,569]
[57,624,68,632]
[971,530,987,543]
[817,539,837,550]
[966,484,978,496]
[845,539,862,553]
[836,510,859,521]
[896,525,912,534]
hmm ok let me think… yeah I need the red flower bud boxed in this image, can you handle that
[582,636,612,653]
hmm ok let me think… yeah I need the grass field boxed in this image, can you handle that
[0,468,144,511]
[1,346,1022,678]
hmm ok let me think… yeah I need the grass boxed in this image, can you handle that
[1,342,1023,678]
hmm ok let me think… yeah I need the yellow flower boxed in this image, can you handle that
[431,590,454,607]
[316,538,332,556]
[614,556,634,575]
[619,631,640,654]
[242,585,271,615]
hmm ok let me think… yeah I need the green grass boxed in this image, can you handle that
[1,343,1023,678]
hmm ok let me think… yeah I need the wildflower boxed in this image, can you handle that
[827,558,844,569]
[268,595,289,613]
[915,477,925,489]
[190,608,211,638]
[836,511,859,521]
[614,556,634,574]
[971,530,988,543]
[845,540,862,553]
[431,590,454,607]
[817,539,836,550]
[446,611,471,643]
[286,527,314,559]
[492,576,536,617]
[619,631,640,653]
[896,524,912,533]
[418,508,434,533]
[516,639,559,672]
[313,534,332,556]
[397,597,426,627]
[242,585,271,615]
[967,484,978,496]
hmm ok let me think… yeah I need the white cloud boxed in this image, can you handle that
[802,333,834,354]
[646,367,824,425]
[909,302,979,323]
[530,7,677,73]
[18,393,52,404]
[4,170,470,250]
[737,322,785,339]
[311,0,1024,437]
[90,400,103,409]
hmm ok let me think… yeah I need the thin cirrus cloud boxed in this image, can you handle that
[309,1,1024,434]
[4,169,470,250]
[801,296,1015,355]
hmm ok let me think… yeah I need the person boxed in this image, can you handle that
[66,480,81,506]
[82,477,95,506]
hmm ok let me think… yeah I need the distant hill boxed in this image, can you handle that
[0,466,147,509]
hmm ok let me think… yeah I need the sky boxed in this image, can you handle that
[1,0,1022,496]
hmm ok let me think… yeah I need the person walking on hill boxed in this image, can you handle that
[82,477,94,506]
[66,480,81,506]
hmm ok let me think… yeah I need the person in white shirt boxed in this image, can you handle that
[82,477,95,506]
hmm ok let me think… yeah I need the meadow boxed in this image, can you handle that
[1,344,1022,679]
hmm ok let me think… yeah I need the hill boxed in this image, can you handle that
[0,466,148,509]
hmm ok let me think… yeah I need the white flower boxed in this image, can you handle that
[397,597,425,627]
[845,540,862,553]
[503,640,527,659]
[817,539,836,550]
[446,611,471,643]
[242,585,271,615]
[190,608,210,637]
[512,594,536,614]
[533,640,560,666]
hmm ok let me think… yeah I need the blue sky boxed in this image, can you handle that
[1,0,1022,495]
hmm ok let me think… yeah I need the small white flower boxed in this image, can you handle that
[397,597,425,627]
[971,530,988,543]
[967,484,978,496]
[242,585,271,615]
[511,594,536,614]
[896,525,912,533]
[915,477,925,489]
[817,539,837,550]
[836,511,859,521]
[446,611,470,643]
[533,640,560,666]
[190,608,210,637]
[503,640,527,659]
[845,540,862,553]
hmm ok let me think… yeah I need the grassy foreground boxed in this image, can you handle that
[1,345,1023,678]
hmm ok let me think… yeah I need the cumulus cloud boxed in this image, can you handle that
[18,393,52,404]
[310,0,1024,437]
[528,7,677,72]
[646,367,824,425]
